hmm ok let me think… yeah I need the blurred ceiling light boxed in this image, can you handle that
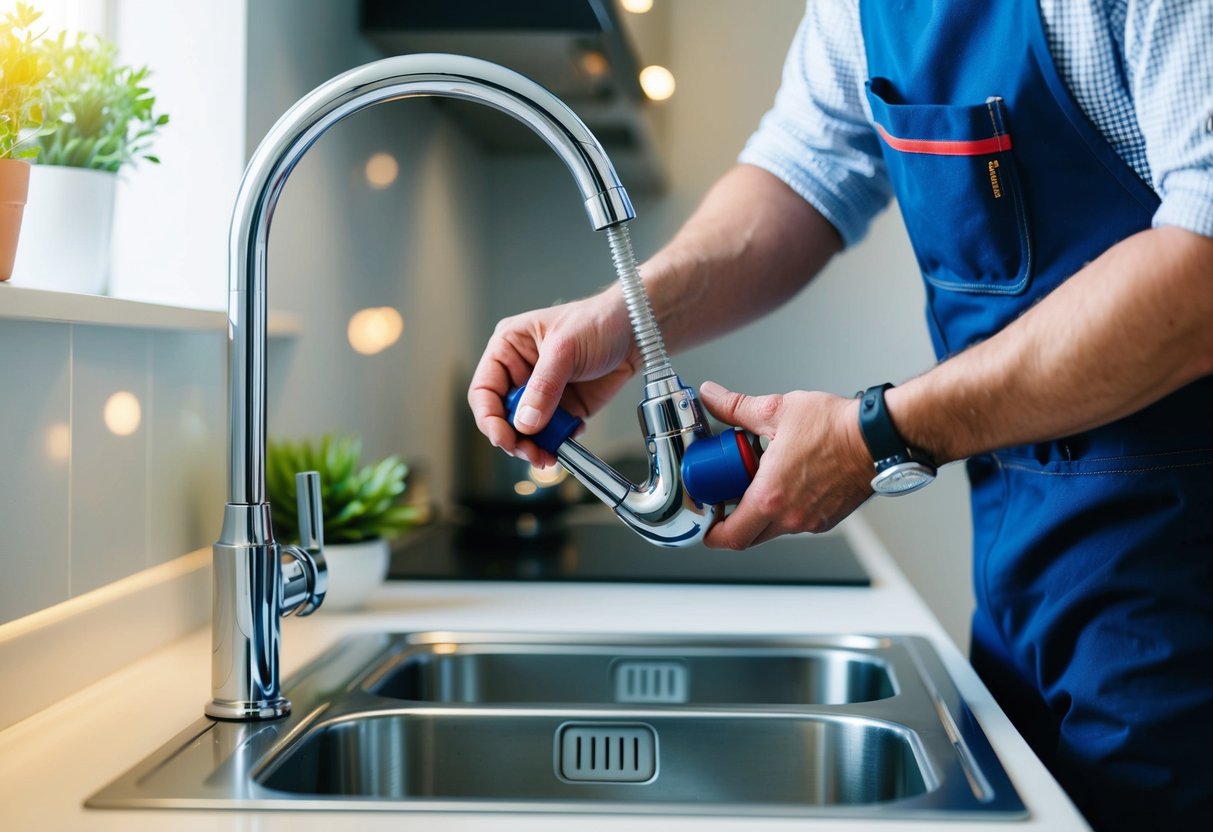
[621,0,654,13]
[104,391,142,437]
[639,65,676,101]
[347,306,404,355]
[365,151,399,189]
[529,464,567,487]
[45,422,71,462]
[514,480,538,497]
[578,48,609,80]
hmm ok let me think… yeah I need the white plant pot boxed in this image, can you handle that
[321,538,391,612]
[12,165,116,294]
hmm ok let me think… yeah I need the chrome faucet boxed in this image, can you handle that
[209,54,756,721]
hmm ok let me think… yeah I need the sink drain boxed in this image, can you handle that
[556,723,657,783]
[613,660,688,704]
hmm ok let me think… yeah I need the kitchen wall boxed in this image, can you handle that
[484,0,975,648]
[0,0,973,647]
[245,0,489,507]
[108,0,247,311]
[0,323,227,625]
[0,0,489,627]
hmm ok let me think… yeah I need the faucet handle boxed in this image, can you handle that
[295,471,324,553]
[281,471,326,617]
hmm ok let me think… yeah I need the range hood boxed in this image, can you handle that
[360,0,667,191]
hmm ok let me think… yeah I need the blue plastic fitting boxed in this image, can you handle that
[504,385,584,454]
[681,427,762,505]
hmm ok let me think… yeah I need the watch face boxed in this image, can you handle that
[871,462,935,495]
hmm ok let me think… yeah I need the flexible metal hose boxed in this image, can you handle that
[606,223,675,384]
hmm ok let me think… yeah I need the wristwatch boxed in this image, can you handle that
[856,383,936,496]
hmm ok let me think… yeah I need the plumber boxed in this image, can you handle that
[469,2,1213,830]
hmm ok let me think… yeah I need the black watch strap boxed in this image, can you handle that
[856,383,933,469]
[857,384,904,466]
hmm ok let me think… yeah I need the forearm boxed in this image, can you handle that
[611,164,842,354]
[890,226,1213,464]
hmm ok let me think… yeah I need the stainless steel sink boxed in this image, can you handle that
[259,711,927,807]
[369,641,896,705]
[87,632,1027,819]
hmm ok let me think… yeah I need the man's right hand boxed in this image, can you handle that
[468,288,640,469]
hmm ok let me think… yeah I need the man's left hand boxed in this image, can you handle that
[698,381,874,548]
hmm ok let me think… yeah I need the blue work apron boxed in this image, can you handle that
[857,2,1213,828]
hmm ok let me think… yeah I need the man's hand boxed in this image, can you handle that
[468,290,639,468]
[698,381,874,548]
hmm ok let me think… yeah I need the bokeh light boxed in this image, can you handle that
[529,464,567,487]
[639,65,676,101]
[104,391,142,436]
[347,306,404,355]
[365,152,399,189]
[45,422,70,461]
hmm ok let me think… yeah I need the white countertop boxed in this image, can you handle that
[0,519,1090,831]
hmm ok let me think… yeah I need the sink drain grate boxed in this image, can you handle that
[613,660,688,704]
[557,723,657,783]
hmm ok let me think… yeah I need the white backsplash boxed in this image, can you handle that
[0,321,72,621]
[0,322,226,625]
[70,327,153,595]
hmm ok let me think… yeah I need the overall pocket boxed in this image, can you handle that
[866,78,1032,295]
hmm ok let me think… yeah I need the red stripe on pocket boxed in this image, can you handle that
[875,123,1012,156]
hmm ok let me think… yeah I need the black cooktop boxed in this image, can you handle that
[388,521,870,586]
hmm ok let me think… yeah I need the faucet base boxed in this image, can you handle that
[205,697,291,721]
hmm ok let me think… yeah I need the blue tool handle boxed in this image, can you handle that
[504,385,584,454]
[681,427,763,505]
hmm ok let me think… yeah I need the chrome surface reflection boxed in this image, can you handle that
[91,633,1026,819]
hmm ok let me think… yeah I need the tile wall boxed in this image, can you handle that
[0,322,226,625]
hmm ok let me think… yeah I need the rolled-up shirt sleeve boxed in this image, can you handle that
[1127,1,1213,237]
[738,2,891,247]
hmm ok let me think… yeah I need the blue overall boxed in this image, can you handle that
[858,2,1213,828]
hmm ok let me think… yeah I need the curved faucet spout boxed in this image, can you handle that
[212,53,635,721]
[227,53,635,507]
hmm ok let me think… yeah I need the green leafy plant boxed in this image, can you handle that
[266,434,423,545]
[0,2,50,159]
[33,31,167,171]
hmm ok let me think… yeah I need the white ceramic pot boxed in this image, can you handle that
[12,165,116,294]
[321,538,391,612]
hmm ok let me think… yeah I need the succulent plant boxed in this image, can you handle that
[266,434,422,545]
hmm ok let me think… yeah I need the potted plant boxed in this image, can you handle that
[266,434,424,611]
[11,29,167,293]
[0,2,50,282]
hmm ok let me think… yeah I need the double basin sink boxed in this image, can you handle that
[88,632,1026,819]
